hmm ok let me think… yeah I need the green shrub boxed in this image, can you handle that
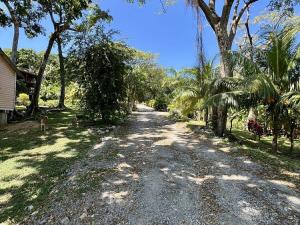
[146,99,156,108]
[17,93,30,107]
[169,109,186,121]
[39,99,58,108]
[153,95,169,111]
[65,82,81,109]
[40,84,60,101]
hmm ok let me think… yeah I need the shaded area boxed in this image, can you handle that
[23,108,300,224]
[187,121,300,187]
[0,109,104,223]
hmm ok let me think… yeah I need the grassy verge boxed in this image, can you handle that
[231,129,300,170]
[187,120,300,189]
[0,109,103,223]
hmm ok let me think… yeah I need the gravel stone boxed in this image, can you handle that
[23,104,300,225]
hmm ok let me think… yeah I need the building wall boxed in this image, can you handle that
[0,55,16,111]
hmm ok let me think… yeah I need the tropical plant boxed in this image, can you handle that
[169,60,216,124]
[28,0,110,114]
[203,21,300,152]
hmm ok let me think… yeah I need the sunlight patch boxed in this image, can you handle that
[172,173,184,180]
[139,117,150,122]
[94,143,105,150]
[187,175,214,185]
[216,162,230,168]
[117,153,125,158]
[219,147,231,153]
[242,206,261,216]
[0,193,13,204]
[117,162,132,171]
[221,175,249,181]
[101,191,128,204]
[112,179,127,185]
[247,183,258,188]
[160,167,170,173]
[154,139,173,146]
[281,170,300,178]
[268,179,296,189]
[125,173,139,180]
[285,195,300,207]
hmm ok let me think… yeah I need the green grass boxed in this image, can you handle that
[187,120,206,127]
[231,128,300,171]
[187,120,300,189]
[0,109,103,223]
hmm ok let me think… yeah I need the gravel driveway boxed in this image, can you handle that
[25,105,300,225]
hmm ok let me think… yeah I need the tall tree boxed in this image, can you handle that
[56,35,66,108]
[28,0,108,114]
[187,0,258,136]
[187,0,258,77]
[56,5,111,109]
[0,0,42,64]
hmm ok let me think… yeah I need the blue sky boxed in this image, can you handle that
[0,0,287,70]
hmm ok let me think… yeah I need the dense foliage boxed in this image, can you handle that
[1,0,299,153]
[66,29,131,122]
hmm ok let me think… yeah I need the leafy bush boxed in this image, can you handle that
[146,99,156,108]
[40,84,60,101]
[39,99,59,108]
[17,93,30,107]
[145,96,170,111]
[153,95,169,111]
[68,32,133,123]
[168,109,188,121]
[65,82,81,109]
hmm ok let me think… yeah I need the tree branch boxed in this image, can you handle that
[232,0,241,22]
[160,0,167,13]
[3,0,18,23]
[229,0,258,42]
[208,0,216,11]
[221,0,235,27]
[195,0,220,30]
[49,10,56,26]
[245,7,253,47]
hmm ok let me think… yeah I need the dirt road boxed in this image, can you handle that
[26,105,300,225]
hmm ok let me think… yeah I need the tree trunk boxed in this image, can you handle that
[204,107,209,127]
[3,1,19,65]
[290,120,295,153]
[214,28,233,136]
[230,115,237,133]
[11,22,20,65]
[217,106,228,136]
[272,131,278,153]
[57,36,66,109]
[216,29,233,78]
[211,106,218,132]
[28,33,57,115]
[272,114,279,153]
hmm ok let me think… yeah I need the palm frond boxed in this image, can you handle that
[281,91,300,110]
[209,77,242,95]
[204,91,247,108]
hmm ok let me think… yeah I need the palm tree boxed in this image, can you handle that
[204,22,299,152]
[169,61,216,125]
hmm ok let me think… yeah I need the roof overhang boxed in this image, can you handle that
[0,48,18,74]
